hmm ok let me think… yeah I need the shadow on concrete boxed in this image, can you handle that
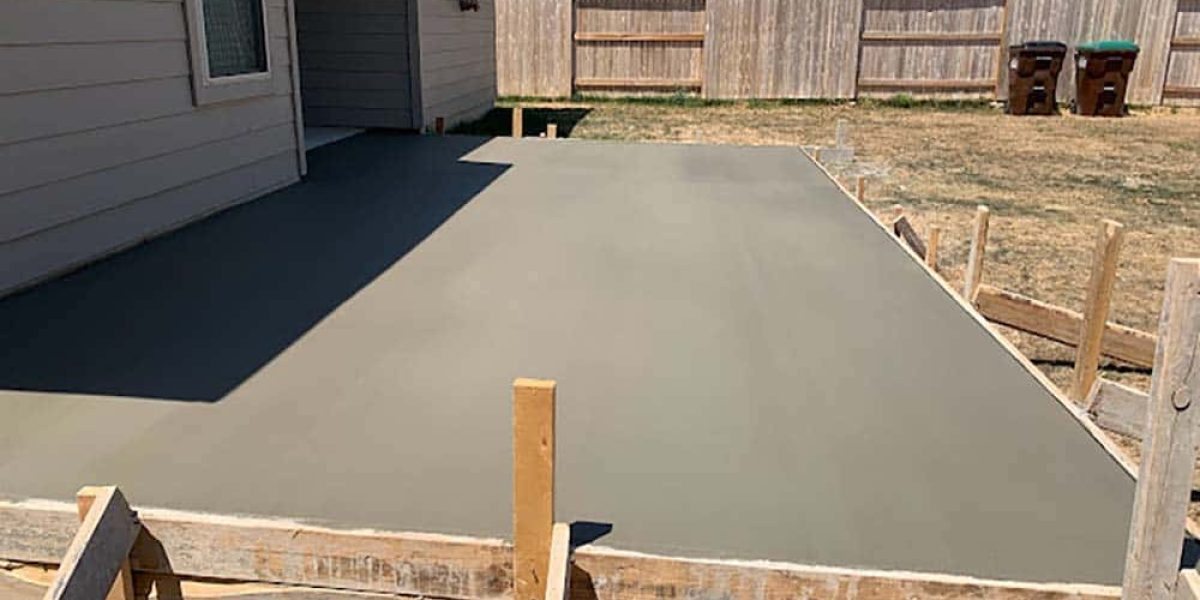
[570,521,614,549]
[452,107,592,139]
[0,132,507,402]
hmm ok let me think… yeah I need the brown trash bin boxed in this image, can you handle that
[1008,41,1068,115]
[1073,40,1140,117]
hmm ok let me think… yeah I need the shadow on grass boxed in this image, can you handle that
[452,107,592,138]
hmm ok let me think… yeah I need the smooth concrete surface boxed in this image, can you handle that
[0,133,1134,584]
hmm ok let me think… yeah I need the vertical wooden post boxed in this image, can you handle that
[75,487,136,600]
[1069,219,1126,402]
[435,117,445,135]
[962,205,990,301]
[926,226,941,271]
[855,176,866,204]
[544,522,572,600]
[512,107,524,138]
[514,378,556,600]
[890,205,905,234]
[547,123,558,139]
[1121,259,1200,600]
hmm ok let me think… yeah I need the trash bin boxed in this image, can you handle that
[1008,41,1068,115]
[1073,40,1140,117]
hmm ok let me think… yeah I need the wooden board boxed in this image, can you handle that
[1086,378,1152,440]
[0,499,1123,600]
[974,285,1156,368]
[45,487,139,600]
[514,378,556,600]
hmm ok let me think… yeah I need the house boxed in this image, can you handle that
[0,0,496,297]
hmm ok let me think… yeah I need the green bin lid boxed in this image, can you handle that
[1076,39,1140,53]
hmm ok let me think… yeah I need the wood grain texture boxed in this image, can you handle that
[573,0,706,93]
[1070,220,1125,402]
[1086,378,1152,440]
[544,523,571,600]
[1165,1,1200,106]
[0,498,1123,600]
[75,488,134,600]
[1122,259,1200,600]
[857,0,1006,99]
[45,487,139,600]
[514,378,556,600]
[496,0,572,96]
[926,226,941,271]
[975,284,1156,368]
[963,205,990,301]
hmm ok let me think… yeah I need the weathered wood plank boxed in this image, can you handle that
[45,487,139,600]
[926,226,942,271]
[860,31,1004,43]
[575,32,704,42]
[974,284,1157,368]
[574,78,703,89]
[1122,259,1200,600]
[963,206,990,301]
[1087,378,1152,440]
[893,215,928,259]
[859,78,997,90]
[543,523,571,600]
[0,499,1121,600]
[75,488,134,600]
[514,378,556,600]
[1070,220,1125,402]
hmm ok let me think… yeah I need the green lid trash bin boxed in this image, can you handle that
[1074,40,1139,117]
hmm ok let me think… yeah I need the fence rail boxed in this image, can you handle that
[497,0,1196,105]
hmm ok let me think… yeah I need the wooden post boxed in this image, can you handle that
[890,205,904,232]
[926,226,941,271]
[435,117,445,135]
[856,176,866,204]
[1069,219,1126,402]
[76,488,136,600]
[546,123,558,139]
[962,205,990,301]
[514,378,556,600]
[512,107,524,138]
[1121,259,1200,600]
[544,523,572,600]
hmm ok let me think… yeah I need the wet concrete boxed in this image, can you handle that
[0,134,1134,584]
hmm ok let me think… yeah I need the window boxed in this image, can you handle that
[202,0,268,77]
[185,0,275,105]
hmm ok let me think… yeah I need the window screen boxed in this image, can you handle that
[202,0,267,78]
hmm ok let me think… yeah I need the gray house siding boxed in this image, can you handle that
[296,0,415,128]
[0,0,303,297]
[416,0,496,130]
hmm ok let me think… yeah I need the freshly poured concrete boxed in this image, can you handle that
[0,134,1134,584]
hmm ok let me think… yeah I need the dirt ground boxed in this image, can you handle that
[467,98,1200,519]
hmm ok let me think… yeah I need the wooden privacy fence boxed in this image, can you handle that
[497,0,1199,105]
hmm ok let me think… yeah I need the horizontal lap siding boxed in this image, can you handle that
[0,0,302,296]
[296,0,415,128]
[418,0,497,129]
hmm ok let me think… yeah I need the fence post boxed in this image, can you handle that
[856,176,866,205]
[1121,259,1200,600]
[1069,219,1125,402]
[514,378,556,600]
[512,107,524,138]
[962,206,990,301]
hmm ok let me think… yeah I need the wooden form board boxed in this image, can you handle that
[974,285,1156,368]
[45,487,139,600]
[0,498,1124,600]
[857,0,1008,99]
[1087,378,1154,440]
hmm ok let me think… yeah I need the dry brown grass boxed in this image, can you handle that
[495,97,1200,520]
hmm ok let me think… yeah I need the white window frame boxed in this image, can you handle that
[185,0,276,106]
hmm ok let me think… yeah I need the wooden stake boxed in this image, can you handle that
[1121,259,1200,600]
[435,117,445,135]
[48,486,140,600]
[962,205,990,301]
[890,205,904,231]
[543,523,571,600]
[512,107,524,138]
[855,176,866,204]
[76,488,136,600]
[546,123,558,139]
[926,226,941,271]
[1069,219,1125,402]
[514,378,556,600]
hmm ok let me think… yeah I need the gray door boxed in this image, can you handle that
[295,0,417,129]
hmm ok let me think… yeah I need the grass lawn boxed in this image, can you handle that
[461,98,1200,511]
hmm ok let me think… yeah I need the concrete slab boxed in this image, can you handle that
[0,133,1134,585]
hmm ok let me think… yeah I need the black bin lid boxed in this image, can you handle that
[1019,41,1068,51]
